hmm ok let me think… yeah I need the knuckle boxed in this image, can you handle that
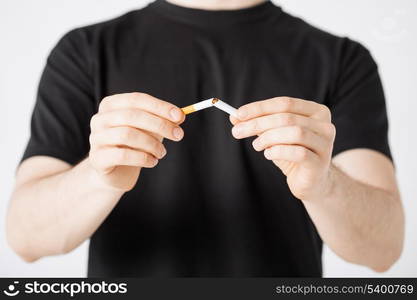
[296,147,308,160]
[144,130,156,143]
[139,152,155,166]
[90,114,99,130]
[279,97,293,111]
[122,109,137,123]
[292,126,305,139]
[88,136,94,149]
[99,96,115,112]
[88,133,97,147]
[145,135,159,154]
[125,96,137,108]
[146,154,157,166]
[137,151,147,164]
[88,151,99,168]
[150,99,164,112]
[100,96,111,107]
[119,127,133,142]
[321,104,332,119]
[131,92,144,99]
[116,149,128,163]
[281,113,295,126]
[156,119,169,133]
[127,92,145,106]
[327,123,336,138]
[240,104,251,116]
[320,103,330,113]
[257,103,266,115]
[265,129,276,141]
[251,119,260,132]
[153,139,163,154]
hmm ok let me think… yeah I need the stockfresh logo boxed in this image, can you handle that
[3,281,20,297]
[2,280,127,297]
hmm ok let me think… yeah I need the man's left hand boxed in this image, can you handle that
[230,97,336,201]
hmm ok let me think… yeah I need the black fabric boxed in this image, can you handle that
[22,0,391,277]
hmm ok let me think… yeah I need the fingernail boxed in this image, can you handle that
[238,109,247,119]
[173,127,184,140]
[264,149,271,159]
[150,158,159,167]
[170,108,182,122]
[232,126,242,137]
[160,147,167,158]
[252,139,260,151]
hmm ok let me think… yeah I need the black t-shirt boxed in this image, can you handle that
[22,0,391,277]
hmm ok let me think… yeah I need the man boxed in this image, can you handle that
[7,0,404,277]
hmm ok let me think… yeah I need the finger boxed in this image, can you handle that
[91,109,184,141]
[252,126,330,156]
[229,115,239,125]
[146,131,164,142]
[232,113,334,139]
[99,92,185,123]
[237,97,331,122]
[90,127,166,159]
[90,147,159,172]
[264,145,319,163]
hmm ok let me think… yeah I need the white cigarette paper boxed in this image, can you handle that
[211,98,238,118]
[181,98,238,118]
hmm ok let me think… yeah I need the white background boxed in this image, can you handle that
[1,0,416,277]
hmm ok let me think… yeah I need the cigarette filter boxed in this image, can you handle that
[181,99,213,114]
[181,98,238,117]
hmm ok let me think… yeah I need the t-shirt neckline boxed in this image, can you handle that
[147,0,281,26]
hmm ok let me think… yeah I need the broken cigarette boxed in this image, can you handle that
[181,98,238,117]
[181,99,213,115]
[211,98,238,117]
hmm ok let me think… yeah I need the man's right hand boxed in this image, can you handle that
[88,92,185,191]
[8,92,185,260]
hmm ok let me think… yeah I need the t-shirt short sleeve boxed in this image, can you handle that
[21,29,96,165]
[329,38,392,160]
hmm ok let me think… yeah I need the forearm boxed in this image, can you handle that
[303,164,404,271]
[8,93,185,262]
[7,158,124,262]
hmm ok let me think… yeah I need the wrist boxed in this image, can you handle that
[305,163,336,203]
[322,163,336,200]
[83,159,127,196]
